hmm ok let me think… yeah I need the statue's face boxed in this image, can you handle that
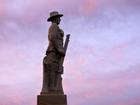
[52,16,61,25]
[56,17,61,25]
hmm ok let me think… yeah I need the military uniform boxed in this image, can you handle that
[45,23,64,65]
[41,23,64,94]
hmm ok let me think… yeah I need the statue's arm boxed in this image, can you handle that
[49,25,65,56]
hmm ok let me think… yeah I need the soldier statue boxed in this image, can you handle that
[41,11,65,94]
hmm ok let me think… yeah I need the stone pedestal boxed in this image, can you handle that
[37,94,67,105]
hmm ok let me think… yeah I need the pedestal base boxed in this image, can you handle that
[37,94,67,105]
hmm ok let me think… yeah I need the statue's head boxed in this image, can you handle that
[47,11,63,22]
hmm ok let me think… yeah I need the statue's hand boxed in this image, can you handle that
[58,66,64,74]
[58,49,65,56]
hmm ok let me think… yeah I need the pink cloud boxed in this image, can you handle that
[64,63,140,105]
[0,0,139,26]
[111,42,129,61]
[0,0,5,17]
[0,0,99,23]
[114,97,140,105]
[98,0,140,8]
[79,0,96,16]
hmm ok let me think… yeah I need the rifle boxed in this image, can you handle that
[58,34,70,74]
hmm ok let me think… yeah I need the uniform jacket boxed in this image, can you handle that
[46,23,64,54]
[44,23,64,65]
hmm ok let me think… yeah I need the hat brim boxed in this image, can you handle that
[47,14,63,21]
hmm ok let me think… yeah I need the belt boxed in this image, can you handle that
[46,50,56,55]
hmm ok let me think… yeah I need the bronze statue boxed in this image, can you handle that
[41,11,70,95]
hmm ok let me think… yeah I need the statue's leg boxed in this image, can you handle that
[56,73,64,94]
[49,64,57,91]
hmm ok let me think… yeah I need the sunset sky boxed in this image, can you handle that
[0,0,140,105]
